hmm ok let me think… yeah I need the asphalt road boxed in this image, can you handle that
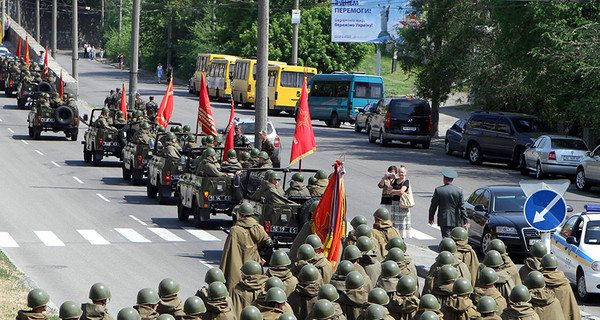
[0,50,598,316]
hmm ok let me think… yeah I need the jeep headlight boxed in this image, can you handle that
[496,226,518,235]
[592,261,600,272]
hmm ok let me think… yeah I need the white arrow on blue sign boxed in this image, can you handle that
[523,189,567,232]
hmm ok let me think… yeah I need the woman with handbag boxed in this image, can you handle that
[378,166,398,213]
[391,165,414,238]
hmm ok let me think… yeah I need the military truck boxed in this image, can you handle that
[18,81,52,109]
[146,132,188,204]
[82,108,127,166]
[27,94,79,140]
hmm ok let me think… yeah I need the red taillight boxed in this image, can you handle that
[264,221,271,233]
[37,116,41,122]
[548,151,556,161]
[428,115,432,131]
[99,138,103,150]
[22,91,25,96]
[385,113,391,128]
[203,191,209,202]
[248,84,251,92]
[166,171,171,181]
[137,155,143,168]
[407,98,413,101]
[74,117,78,125]
[274,136,280,147]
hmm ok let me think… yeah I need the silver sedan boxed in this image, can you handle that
[521,135,589,179]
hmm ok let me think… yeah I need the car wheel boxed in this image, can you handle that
[92,151,102,167]
[157,183,171,204]
[368,128,377,143]
[379,130,388,146]
[33,126,41,140]
[535,162,546,180]
[193,201,210,228]
[146,179,158,199]
[445,140,452,155]
[122,164,131,181]
[83,147,92,163]
[71,128,78,141]
[177,198,190,222]
[577,269,592,302]
[519,154,529,176]
[354,121,361,133]
[480,230,494,253]
[576,168,590,191]
[330,112,341,128]
[468,143,483,165]
[365,125,371,136]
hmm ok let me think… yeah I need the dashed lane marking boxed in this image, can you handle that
[34,231,65,247]
[199,259,216,269]
[35,150,44,155]
[115,228,151,243]
[77,229,110,245]
[73,176,84,184]
[7,128,14,133]
[0,232,19,247]
[410,228,437,240]
[96,193,110,202]
[148,228,185,242]
[182,227,220,241]
[21,140,28,145]
[129,215,147,226]
[51,161,61,167]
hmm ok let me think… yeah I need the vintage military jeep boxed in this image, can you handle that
[121,123,155,185]
[146,132,188,204]
[27,97,79,140]
[82,108,127,166]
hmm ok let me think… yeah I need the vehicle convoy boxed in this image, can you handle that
[18,79,53,109]
[368,97,433,148]
[521,135,589,179]
[27,93,79,140]
[146,132,188,204]
[82,108,127,166]
[121,123,153,186]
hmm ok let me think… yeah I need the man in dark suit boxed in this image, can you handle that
[428,168,469,238]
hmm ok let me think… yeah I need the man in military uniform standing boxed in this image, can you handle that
[146,96,159,121]
[259,130,274,158]
[195,147,227,177]
[164,132,182,162]
[134,92,146,114]
[81,282,115,320]
[285,173,310,197]
[234,125,252,148]
[17,288,50,320]
[428,168,468,238]
[104,90,115,108]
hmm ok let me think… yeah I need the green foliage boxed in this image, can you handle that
[103,26,132,64]
[356,49,415,96]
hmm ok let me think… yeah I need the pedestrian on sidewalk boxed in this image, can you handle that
[428,168,469,238]
[157,63,164,84]
[118,53,124,70]
[83,42,89,58]
[166,63,174,80]
[90,46,95,60]
[390,165,412,238]
[377,165,398,213]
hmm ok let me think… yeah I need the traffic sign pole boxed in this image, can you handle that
[541,232,551,255]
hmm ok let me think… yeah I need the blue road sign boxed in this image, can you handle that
[524,189,567,232]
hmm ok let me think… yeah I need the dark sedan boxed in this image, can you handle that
[445,119,466,156]
[354,101,378,133]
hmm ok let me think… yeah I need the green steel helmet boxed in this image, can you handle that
[42,92,50,98]
[59,301,82,319]
[226,149,237,158]
[477,296,499,314]
[419,311,440,320]
[117,307,141,320]
[355,224,372,238]
[343,245,362,261]
[205,268,226,284]
[345,271,365,289]
[240,151,251,161]
[530,242,547,259]
[140,121,150,129]
[385,248,405,263]
[158,278,180,297]
[438,265,459,283]
[318,284,340,302]
[264,169,275,179]
[183,296,207,315]
[525,271,546,289]
[265,287,287,303]
[208,282,229,300]
[268,171,281,180]
[214,135,223,144]
[116,110,124,117]
[315,170,327,179]
[541,254,559,269]
[419,294,441,310]
[436,251,455,266]
[350,215,368,229]
[102,107,110,113]
[396,275,418,296]
[381,260,401,278]
[183,125,191,133]
[368,288,390,305]
[53,92,60,98]
[157,315,176,320]
[357,236,374,253]
[438,238,457,254]
[185,133,195,142]
[478,267,499,286]
[134,110,143,117]
[270,250,292,267]
[137,288,160,305]
[89,282,111,301]
[450,227,468,241]
[238,202,254,216]
[250,148,260,157]
[297,244,316,261]
[67,93,74,99]
[205,147,217,157]
[306,234,323,250]
[205,135,214,144]
[312,299,335,320]
[265,277,285,291]
[240,306,262,320]
[452,278,474,295]
[166,132,176,140]
[259,151,269,160]
[374,208,390,221]
[201,137,207,145]
[365,304,387,320]
[27,288,50,308]
[483,250,503,268]
[335,260,355,277]
[509,284,531,303]
[291,173,304,182]
[299,264,320,283]
[385,237,406,251]
[278,313,297,320]
[308,176,318,185]
[174,125,183,133]
[309,200,320,213]
[241,260,263,276]
[487,239,507,254]
[157,125,166,133]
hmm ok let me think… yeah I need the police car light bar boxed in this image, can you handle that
[584,204,600,212]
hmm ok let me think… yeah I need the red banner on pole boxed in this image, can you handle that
[156,78,174,127]
[120,82,127,120]
[197,73,217,136]
[16,38,21,59]
[24,36,30,67]
[223,100,235,161]
[289,77,316,166]
[43,47,49,78]
[59,70,64,100]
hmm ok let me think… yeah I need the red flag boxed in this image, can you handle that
[289,77,316,166]
[120,82,127,120]
[24,36,29,66]
[59,70,64,100]
[311,161,346,267]
[43,47,49,78]
[223,100,235,161]
[197,73,217,136]
[16,38,21,59]
[156,77,174,127]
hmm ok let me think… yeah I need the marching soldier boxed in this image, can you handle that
[371,208,402,259]
[413,294,443,320]
[357,236,382,285]
[182,296,207,320]
[203,282,237,320]
[385,248,418,282]
[251,277,286,307]
[450,227,479,284]
[256,288,293,320]
[438,238,473,285]
[501,285,540,320]
[472,268,507,314]
[17,288,50,320]
[133,288,160,320]
[539,254,579,320]
[157,278,185,317]
[330,260,355,293]
[196,267,227,303]
[376,260,401,295]
[116,308,142,320]
[305,234,334,283]
[343,245,374,292]
[424,251,470,295]
[288,264,322,320]
[337,271,369,320]
[524,271,564,320]
[388,275,420,320]
[310,299,342,320]
[59,301,83,320]
[429,265,458,307]
[346,216,368,247]
[518,242,546,283]
[486,240,520,286]
[480,250,515,303]
[231,261,269,317]
[350,225,382,261]
[357,288,394,320]
[266,250,298,296]
[385,238,418,281]
[82,283,115,320]
[473,296,502,320]
[440,278,478,320]
[310,285,346,320]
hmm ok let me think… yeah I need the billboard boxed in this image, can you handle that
[331,0,423,43]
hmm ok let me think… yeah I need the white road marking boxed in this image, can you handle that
[7,128,14,133]
[73,176,84,184]
[410,228,436,240]
[182,227,220,241]
[21,140,28,145]
[148,228,185,242]
[96,193,110,202]
[199,259,216,269]
[129,215,147,226]
[51,161,61,167]
[429,224,440,230]
[77,229,110,245]
[34,231,65,247]
[0,118,3,121]
[115,228,151,243]
[35,150,44,155]
[0,232,19,247]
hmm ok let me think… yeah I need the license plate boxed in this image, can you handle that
[270,226,298,234]
[529,239,541,246]
[403,126,417,132]
[41,118,55,123]
[103,142,119,146]
[171,175,180,180]
[207,195,232,201]
[562,156,580,161]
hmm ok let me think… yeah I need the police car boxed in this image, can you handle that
[551,204,600,301]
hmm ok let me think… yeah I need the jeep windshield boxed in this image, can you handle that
[389,100,430,117]
[493,190,527,213]
[510,116,550,134]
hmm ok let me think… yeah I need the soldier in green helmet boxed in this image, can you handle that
[436,238,472,283]
[182,134,199,152]
[239,151,252,168]
[256,151,273,168]
[343,245,374,292]
[288,200,321,263]
[473,296,501,320]
[212,135,223,147]
[388,275,419,320]
[472,267,507,314]
[251,277,287,308]
[486,239,521,285]
[291,244,316,276]
[95,107,114,129]
[413,294,443,320]
[288,264,322,320]
[50,91,63,108]
[525,271,564,320]
[310,299,337,320]
[256,287,293,319]
[231,261,269,316]
[116,307,141,320]
[240,306,262,320]
[385,237,418,279]
[59,301,83,320]
[82,282,114,320]
[17,288,50,320]
[347,225,383,261]
[303,235,334,283]
[133,288,160,319]
[502,285,540,320]
[540,254,579,320]
[157,315,175,320]
[201,136,213,147]
[330,260,355,293]
[133,122,152,144]
[345,215,368,247]
[356,236,382,285]
[371,207,402,259]
[115,111,128,124]
[337,271,369,320]
[195,267,226,303]
[308,285,346,320]
[163,132,182,162]
[429,264,459,307]
[308,170,328,196]
[266,250,298,296]
[440,278,478,320]
[182,296,206,319]
[222,149,243,172]
[357,288,394,320]
[519,242,547,283]
[450,227,479,285]
[156,278,185,317]
[423,250,470,295]
[480,250,515,303]
[376,260,400,295]
[247,148,260,167]
[285,173,310,197]
[261,172,297,205]
[203,281,237,320]
[196,147,226,177]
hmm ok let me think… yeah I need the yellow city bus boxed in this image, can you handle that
[188,53,238,95]
[232,59,287,108]
[206,57,239,100]
[267,65,317,115]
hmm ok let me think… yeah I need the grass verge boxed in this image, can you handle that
[0,249,30,318]
[356,48,416,96]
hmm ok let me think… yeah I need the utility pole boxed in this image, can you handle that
[167,0,172,65]
[52,0,57,57]
[211,0,216,31]
[35,0,40,42]
[129,0,140,106]
[290,0,299,65]
[72,0,78,80]
[254,0,269,146]
[2,0,5,45]
[100,0,104,46]
[118,0,122,42]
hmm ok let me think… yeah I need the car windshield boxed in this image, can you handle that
[493,190,527,212]
[585,221,600,244]
[551,138,588,151]
[238,123,274,135]
[511,117,550,133]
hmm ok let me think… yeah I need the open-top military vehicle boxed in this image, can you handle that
[18,80,52,109]
[121,122,156,186]
[146,132,189,204]
[82,108,127,166]
[27,94,79,140]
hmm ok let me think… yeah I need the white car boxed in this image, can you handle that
[236,119,281,167]
[551,204,600,301]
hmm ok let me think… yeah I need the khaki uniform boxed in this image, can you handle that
[359,251,382,285]
[338,287,369,320]
[529,287,565,320]
[257,158,273,169]
[115,117,128,125]
[196,158,226,177]
[330,273,348,293]
[262,183,296,205]
[376,275,399,294]
[248,157,260,168]
[305,302,347,320]
[252,300,293,320]
[15,310,48,320]
[441,295,478,320]
[164,141,182,161]
[388,294,420,320]
[222,158,243,172]
[502,254,521,285]
[134,305,159,320]
[157,296,185,317]
[231,274,268,317]
[501,301,540,320]
[541,269,580,320]
[204,297,237,320]
[288,281,321,320]
[308,179,328,196]
[353,263,374,292]
[399,259,419,287]
[357,303,395,320]
[266,266,298,297]
[81,303,115,320]
[424,262,471,296]
[471,286,507,315]
[372,220,402,258]
[456,239,479,285]
[220,216,271,293]
[183,141,199,152]
[312,253,334,284]
[285,180,311,197]
[412,309,445,320]
[518,258,542,283]
[430,282,454,309]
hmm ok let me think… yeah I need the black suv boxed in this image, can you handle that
[368,98,433,148]
[460,112,551,167]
